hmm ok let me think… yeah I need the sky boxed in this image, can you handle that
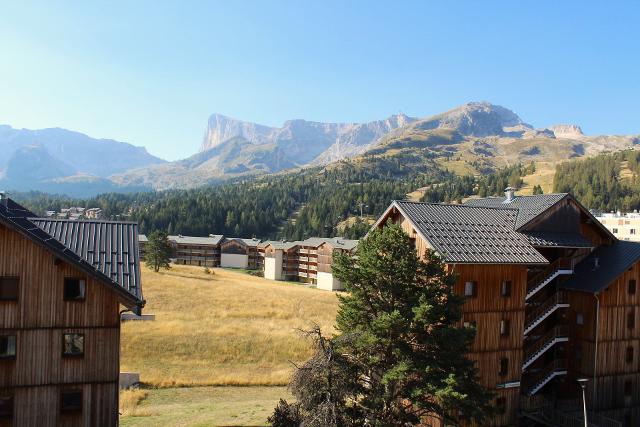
[1,1,639,161]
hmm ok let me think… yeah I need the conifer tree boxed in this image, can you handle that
[331,223,493,425]
[144,230,172,272]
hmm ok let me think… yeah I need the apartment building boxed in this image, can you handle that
[262,237,358,290]
[596,211,640,242]
[0,195,144,426]
[374,190,638,426]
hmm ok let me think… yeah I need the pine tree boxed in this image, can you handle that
[331,222,493,425]
[144,230,172,272]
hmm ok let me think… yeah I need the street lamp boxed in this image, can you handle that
[577,378,589,427]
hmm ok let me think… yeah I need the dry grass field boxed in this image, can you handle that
[120,265,340,387]
[120,386,291,426]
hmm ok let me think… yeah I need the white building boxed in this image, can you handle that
[595,211,640,242]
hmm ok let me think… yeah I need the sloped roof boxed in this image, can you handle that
[168,234,224,245]
[317,237,359,251]
[561,240,640,293]
[393,201,548,264]
[522,231,593,248]
[31,218,143,303]
[222,237,261,247]
[464,193,568,229]
[0,199,143,312]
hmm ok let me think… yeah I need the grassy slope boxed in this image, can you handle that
[120,386,291,427]
[120,265,339,387]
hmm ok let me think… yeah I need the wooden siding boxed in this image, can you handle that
[0,223,121,426]
[0,383,118,427]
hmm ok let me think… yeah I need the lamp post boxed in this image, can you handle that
[577,378,589,427]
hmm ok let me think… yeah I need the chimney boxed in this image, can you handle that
[0,191,7,208]
[503,187,516,203]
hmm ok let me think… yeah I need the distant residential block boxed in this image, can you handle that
[596,211,640,242]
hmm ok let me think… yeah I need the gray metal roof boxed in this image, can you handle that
[0,199,143,312]
[316,237,359,251]
[394,201,548,264]
[168,234,224,245]
[31,218,144,305]
[561,240,640,293]
[464,193,568,229]
[523,231,593,248]
[223,237,261,247]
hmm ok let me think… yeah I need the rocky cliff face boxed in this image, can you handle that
[550,124,584,139]
[199,113,416,168]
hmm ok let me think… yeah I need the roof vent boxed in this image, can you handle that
[503,187,516,203]
[593,257,600,270]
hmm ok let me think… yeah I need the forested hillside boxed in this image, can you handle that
[14,151,580,240]
[15,158,452,240]
[554,150,640,212]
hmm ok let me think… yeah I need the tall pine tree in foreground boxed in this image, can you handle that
[144,230,172,272]
[331,222,492,425]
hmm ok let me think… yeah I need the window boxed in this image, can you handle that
[0,395,13,419]
[500,319,510,337]
[63,278,86,301]
[629,279,637,295]
[464,281,477,297]
[628,311,636,330]
[576,312,584,325]
[60,390,82,413]
[463,320,477,329]
[624,380,632,397]
[0,277,19,301]
[575,345,583,360]
[0,336,16,359]
[613,228,619,234]
[62,334,84,357]
[495,397,506,414]
[631,229,637,235]
[626,346,634,364]
[499,358,509,375]
[501,281,512,297]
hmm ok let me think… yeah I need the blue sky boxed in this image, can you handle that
[1,1,639,160]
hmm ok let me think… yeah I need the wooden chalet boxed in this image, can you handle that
[0,195,144,426]
[374,190,638,426]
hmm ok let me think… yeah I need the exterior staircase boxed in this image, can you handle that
[524,291,570,336]
[526,359,568,396]
[526,257,574,301]
[522,325,569,370]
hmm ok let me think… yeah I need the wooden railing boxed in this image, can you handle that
[527,358,567,395]
[525,291,569,331]
[527,257,575,294]
[524,325,569,363]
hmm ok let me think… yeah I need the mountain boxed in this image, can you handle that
[111,113,415,189]
[201,112,415,165]
[0,125,164,196]
[7,102,640,194]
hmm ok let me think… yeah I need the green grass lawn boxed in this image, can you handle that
[120,386,291,427]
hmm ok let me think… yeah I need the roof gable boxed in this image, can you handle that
[0,199,143,313]
[392,201,548,264]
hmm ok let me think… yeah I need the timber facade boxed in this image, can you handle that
[375,190,639,426]
[0,196,144,426]
[261,237,358,290]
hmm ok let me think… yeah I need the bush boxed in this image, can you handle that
[268,399,302,426]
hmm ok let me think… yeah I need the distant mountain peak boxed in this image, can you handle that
[550,124,584,139]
